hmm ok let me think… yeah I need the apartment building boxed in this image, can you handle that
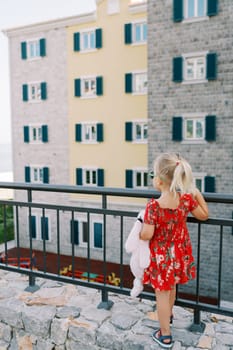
[3,0,147,259]
[147,0,233,300]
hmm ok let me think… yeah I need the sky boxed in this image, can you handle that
[0,0,96,145]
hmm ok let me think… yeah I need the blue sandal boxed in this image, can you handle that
[152,329,173,349]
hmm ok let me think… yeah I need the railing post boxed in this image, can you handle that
[189,308,206,333]
[25,189,40,293]
[98,289,114,310]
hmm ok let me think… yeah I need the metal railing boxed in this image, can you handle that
[0,182,233,331]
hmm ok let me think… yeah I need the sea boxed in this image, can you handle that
[0,143,13,198]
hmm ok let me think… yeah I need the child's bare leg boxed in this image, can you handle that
[169,287,176,317]
[155,290,171,338]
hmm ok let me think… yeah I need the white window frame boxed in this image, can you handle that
[27,38,41,60]
[133,120,148,143]
[133,71,147,94]
[29,125,43,143]
[193,173,206,192]
[80,28,96,52]
[30,212,51,241]
[132,19,147,44]
[82,123,98,143]
[83,168,98,186]
[183,0,208,22]
[31,166,44,184]
[28,82,42,102]
[183,114,206,142]
[81,76,97,98]
[133,168,148,189]
[182,51,208,84]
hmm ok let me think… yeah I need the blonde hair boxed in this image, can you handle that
[154,153,195,195]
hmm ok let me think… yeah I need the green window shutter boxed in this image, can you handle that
[25,166,31,183]
[94,223,103,248]
[97,123,104,142]
[205,115,216,141]
[30,215,37,239]
[125,122,133,141]
[204,176,215,193]
[21,42,27,59]
[173,57,183,82]
[41,82,47,100]
[73,32,80,51]
[75,124,82,142]
[95,28,102,49]
[97,169,104,187]
[124,23,132,44]
[173,0,183,22]
[42,125,48,143]
[41,217,49,240]
[172,117,183,141]
[22,84,28,101]
[96,76,103,96]
[206,53,217,80]
[125,73,133,93]
[126,169,133,188]
[70,220,79,245]
[74,79,81,97]
[43,167,49,184]
[207,0,218,16]
[39,38,46,57]
[24,126,30,143]
[76,168,83,185]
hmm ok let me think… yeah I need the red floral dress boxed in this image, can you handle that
[143,194,198,291]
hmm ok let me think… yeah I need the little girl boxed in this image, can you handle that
[140,153,208,348]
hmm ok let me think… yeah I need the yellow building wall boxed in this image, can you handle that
[67,0,147,188]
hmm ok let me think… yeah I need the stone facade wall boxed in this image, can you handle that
[147,0,233,301]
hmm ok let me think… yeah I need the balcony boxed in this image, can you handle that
[0,182,232,335]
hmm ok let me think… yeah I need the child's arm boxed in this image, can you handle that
[191,189,209,221]
[140,223,154,240]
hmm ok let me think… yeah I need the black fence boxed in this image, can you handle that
[0,182,233,332]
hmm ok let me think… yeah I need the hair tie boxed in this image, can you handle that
[176,161,180,166]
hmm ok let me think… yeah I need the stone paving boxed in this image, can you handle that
[0,270,232,349]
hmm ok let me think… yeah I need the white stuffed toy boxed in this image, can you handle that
[125,210,150,298]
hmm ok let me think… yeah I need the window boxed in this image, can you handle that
[173,52,217,83]
[82,31,95,51]
[125,121,148,142]
[22,82,47,102]
[125,21,147,44]
[185,0,206,19]
[24,125,48,143]
[73,28,102,52]
[75,123,103,143]
[76,168,104,187]
[185,55,205,81]
[193,174,215,192]
[173,0,218,22]
[70,219,103,249]
[172,115,216,142]
[29,214,50,240]
[134,22,147,43]
[74,76,103,98]
[25,166,49,184]
[125,169,148,188]
[184,117,205,140]
[21,38,46,60]
[125,71,147,94]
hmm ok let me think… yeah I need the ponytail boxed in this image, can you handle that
[170,158,195,195]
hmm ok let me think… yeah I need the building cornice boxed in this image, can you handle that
[129,1,147,14]
[3,11,96,37]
